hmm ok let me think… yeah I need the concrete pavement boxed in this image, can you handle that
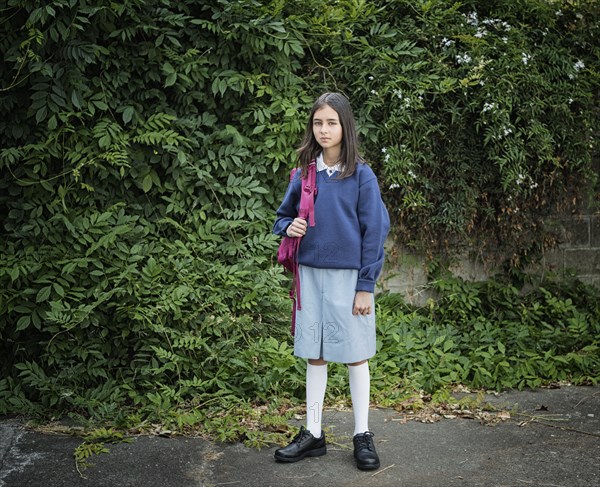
[1,385,598,487]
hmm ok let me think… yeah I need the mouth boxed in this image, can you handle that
[320,138,330,142]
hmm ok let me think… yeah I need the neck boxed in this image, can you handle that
[322,148,341,166]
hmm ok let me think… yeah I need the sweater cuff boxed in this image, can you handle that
[356,279,375,293]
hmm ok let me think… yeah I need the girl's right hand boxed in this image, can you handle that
[286,218,308,237]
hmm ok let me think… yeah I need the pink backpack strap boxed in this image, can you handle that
[298,161,317,226]
[291,161,317,326]
[305,162,317,227]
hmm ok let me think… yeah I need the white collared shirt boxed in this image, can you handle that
[316,153,340,177]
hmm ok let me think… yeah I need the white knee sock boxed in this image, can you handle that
[349,362,370,436]
[306,363,328,438]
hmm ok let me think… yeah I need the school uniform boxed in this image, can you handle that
[273,154,390,363]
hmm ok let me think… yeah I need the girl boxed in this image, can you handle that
[272,92,390,471]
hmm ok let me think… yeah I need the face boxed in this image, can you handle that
[312,104,343,153]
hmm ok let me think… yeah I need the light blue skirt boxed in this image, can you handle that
[294,266,376,364]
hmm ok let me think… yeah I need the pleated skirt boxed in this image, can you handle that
[293,265,376,364]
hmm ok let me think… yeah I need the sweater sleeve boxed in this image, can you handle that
[273,171,301,237]
[356,168,390,292]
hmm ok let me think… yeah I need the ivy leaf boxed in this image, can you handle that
[36,285,52,303]
[16,315,31,331]
[47,115,57,130]
[35,106,47,123]
[8,267,19,282]
[122,106,135,124]
[164,72,177,88]
[98,135,111,149]
[142,174,153,193]
[71,91,82,109]
[53,282,65,297]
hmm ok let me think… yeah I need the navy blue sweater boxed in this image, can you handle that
[273,163,390,293]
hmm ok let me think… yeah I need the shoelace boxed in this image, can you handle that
[293,428,312,444]
[355,432,375,451]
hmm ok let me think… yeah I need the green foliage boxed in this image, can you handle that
[74,427,131,475]
[372,273,600,397]
[300,0,599,263]
[0,0,598,444]
[0,0,303,420]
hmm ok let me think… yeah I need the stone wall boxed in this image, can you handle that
[382,161,599,300]
[541,157,600,288]
[380,249,489,305]
[382,210,600,303]
[543,213,600,288]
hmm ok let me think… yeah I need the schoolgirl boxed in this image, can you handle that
[272,92,390,470]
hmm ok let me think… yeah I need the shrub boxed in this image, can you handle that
[372,273,600,397]
[0,0,598,424]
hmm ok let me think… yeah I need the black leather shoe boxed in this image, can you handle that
[353,431,380,470]
[274,427,326,463]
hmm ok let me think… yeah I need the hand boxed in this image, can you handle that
[353,291,373,316]
[286,218,307,237]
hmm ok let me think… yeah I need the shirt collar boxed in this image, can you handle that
[316,153,340,174]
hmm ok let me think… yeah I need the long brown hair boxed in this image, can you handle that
[297,92,364,178]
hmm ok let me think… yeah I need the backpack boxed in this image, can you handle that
[277,161,317,335]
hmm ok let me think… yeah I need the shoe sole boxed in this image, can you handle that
[274,446,327,463]
[356,461,381,471]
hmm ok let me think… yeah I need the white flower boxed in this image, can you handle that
[482,102,496,113]
[522,52,532,65]
[440,37,455,48]
[474,28,487,38]
[464,12,479,26]
[389,183,400,189]
[371,89,378,95]
[392,89,412,109]
[574,60,585,71]
[368,75,374,80]
[480,18,512,31]
[556,10,563,16]
[502,36,509,43]
[384,153,391,162]
[568,98,574,104]
[456,53,472,64]
[503,127,513,137]
[381,147,387,153]
[407,170,416,179]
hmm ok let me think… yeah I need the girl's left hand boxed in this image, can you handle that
[353,291,373,316]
